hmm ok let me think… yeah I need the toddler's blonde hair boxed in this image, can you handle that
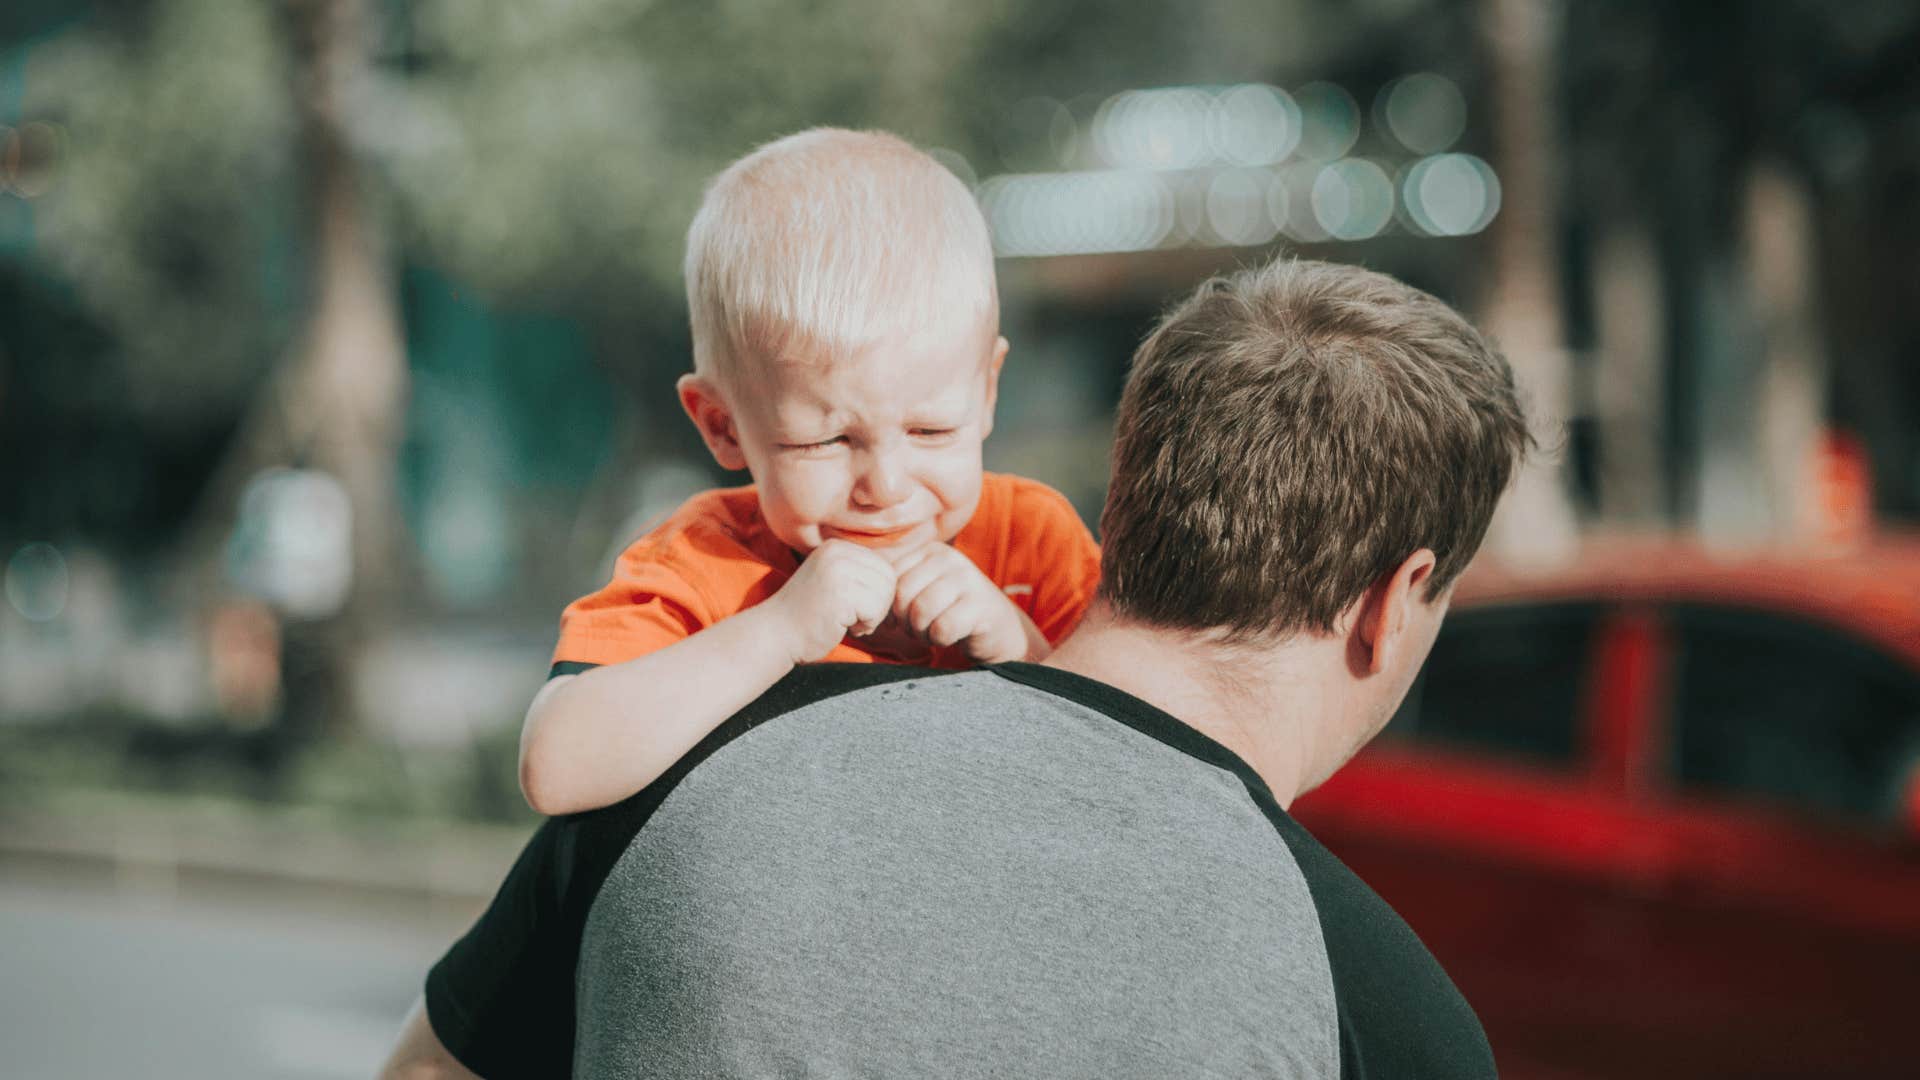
[684,128,997,382]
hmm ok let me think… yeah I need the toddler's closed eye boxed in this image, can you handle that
[780,436,848,454]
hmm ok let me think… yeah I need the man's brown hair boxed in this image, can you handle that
[1099,257,1531,640]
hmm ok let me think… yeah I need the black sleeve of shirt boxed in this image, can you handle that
[426,817,584,1078]
[1267,812,1498,1080]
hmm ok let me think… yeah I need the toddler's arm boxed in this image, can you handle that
[519,540,896,815]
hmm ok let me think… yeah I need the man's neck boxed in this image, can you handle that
[1042,604,1339,809]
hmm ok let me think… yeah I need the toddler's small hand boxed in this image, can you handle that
[768,540,898,663]
[889,543,1033,664]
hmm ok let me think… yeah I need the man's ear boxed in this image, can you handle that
[980,335,1009,439]
[1353,548,1439,675]
[677,374,748,471]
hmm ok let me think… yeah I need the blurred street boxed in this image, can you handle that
[1,856,485,1080]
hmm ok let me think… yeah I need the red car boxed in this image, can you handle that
[1292,534,1920,1079]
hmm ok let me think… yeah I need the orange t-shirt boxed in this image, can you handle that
[551,472,1101,671]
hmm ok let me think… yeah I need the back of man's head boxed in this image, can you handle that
[1099,257,1531,641]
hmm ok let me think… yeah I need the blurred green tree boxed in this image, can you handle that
[21,0,1447,733]
[21,0,298,436]
[48,0,1916,734]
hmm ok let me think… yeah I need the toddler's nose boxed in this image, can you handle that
[852,450,911,509]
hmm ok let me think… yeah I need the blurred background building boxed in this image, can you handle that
[2,1,1916,1076]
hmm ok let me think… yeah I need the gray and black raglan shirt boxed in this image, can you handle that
[426,663,1495,1079]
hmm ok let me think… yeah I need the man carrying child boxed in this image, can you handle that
[383,128,1526,1079]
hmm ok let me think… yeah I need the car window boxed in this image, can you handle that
[1666,604,1920,829]
[1382,602,1598,768]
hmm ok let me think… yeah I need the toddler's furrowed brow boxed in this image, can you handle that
[767,396,842,433]
[912,381,979,418]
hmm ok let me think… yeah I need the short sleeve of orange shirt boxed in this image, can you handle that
[551,473,1101,673]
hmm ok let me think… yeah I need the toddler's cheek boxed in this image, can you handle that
[939,481,986,533]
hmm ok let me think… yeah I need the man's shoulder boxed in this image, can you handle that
[1265,812,1498,1079]
[727,662,942,727]
[524,664,947,917]
[426,663,1360,1078]
[570,664,1350,1077]
[620,663,947,798]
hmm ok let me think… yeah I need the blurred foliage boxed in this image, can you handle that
[0,708,536,825]
[13,0,1918,522]
[18,0,1458,416]
[374,0,1008,304]
[370,0,1451,306]
[5,0,1917,814]
[22,0,297,432]
[8,0,1481,561]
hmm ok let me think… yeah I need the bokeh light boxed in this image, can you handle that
[979,170,1176,256]
[1275,163,1329,242]
[1205,168,1280,247]
[1265,171,1293,238]
[1092,87,1214,170]
[1293,82,1361,162]
[5,542,71,622]
[976,77,1487,250]
[1208,84,1302,166]
[1400,153,1501,236]
[1312,158,1395,240]
[1379,73,1467,155]
[226,468,354,620]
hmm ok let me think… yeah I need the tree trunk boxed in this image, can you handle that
[183,0,409,738]
[1477,0,1580,564]
[278,0,409,734]
[1741,161,1828,543]
[1590,219,1666,523]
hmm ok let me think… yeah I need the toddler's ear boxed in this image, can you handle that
[678,374,748,471]
[981,336,1010,438]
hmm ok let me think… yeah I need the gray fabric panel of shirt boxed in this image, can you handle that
[574,670,1339,1079]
